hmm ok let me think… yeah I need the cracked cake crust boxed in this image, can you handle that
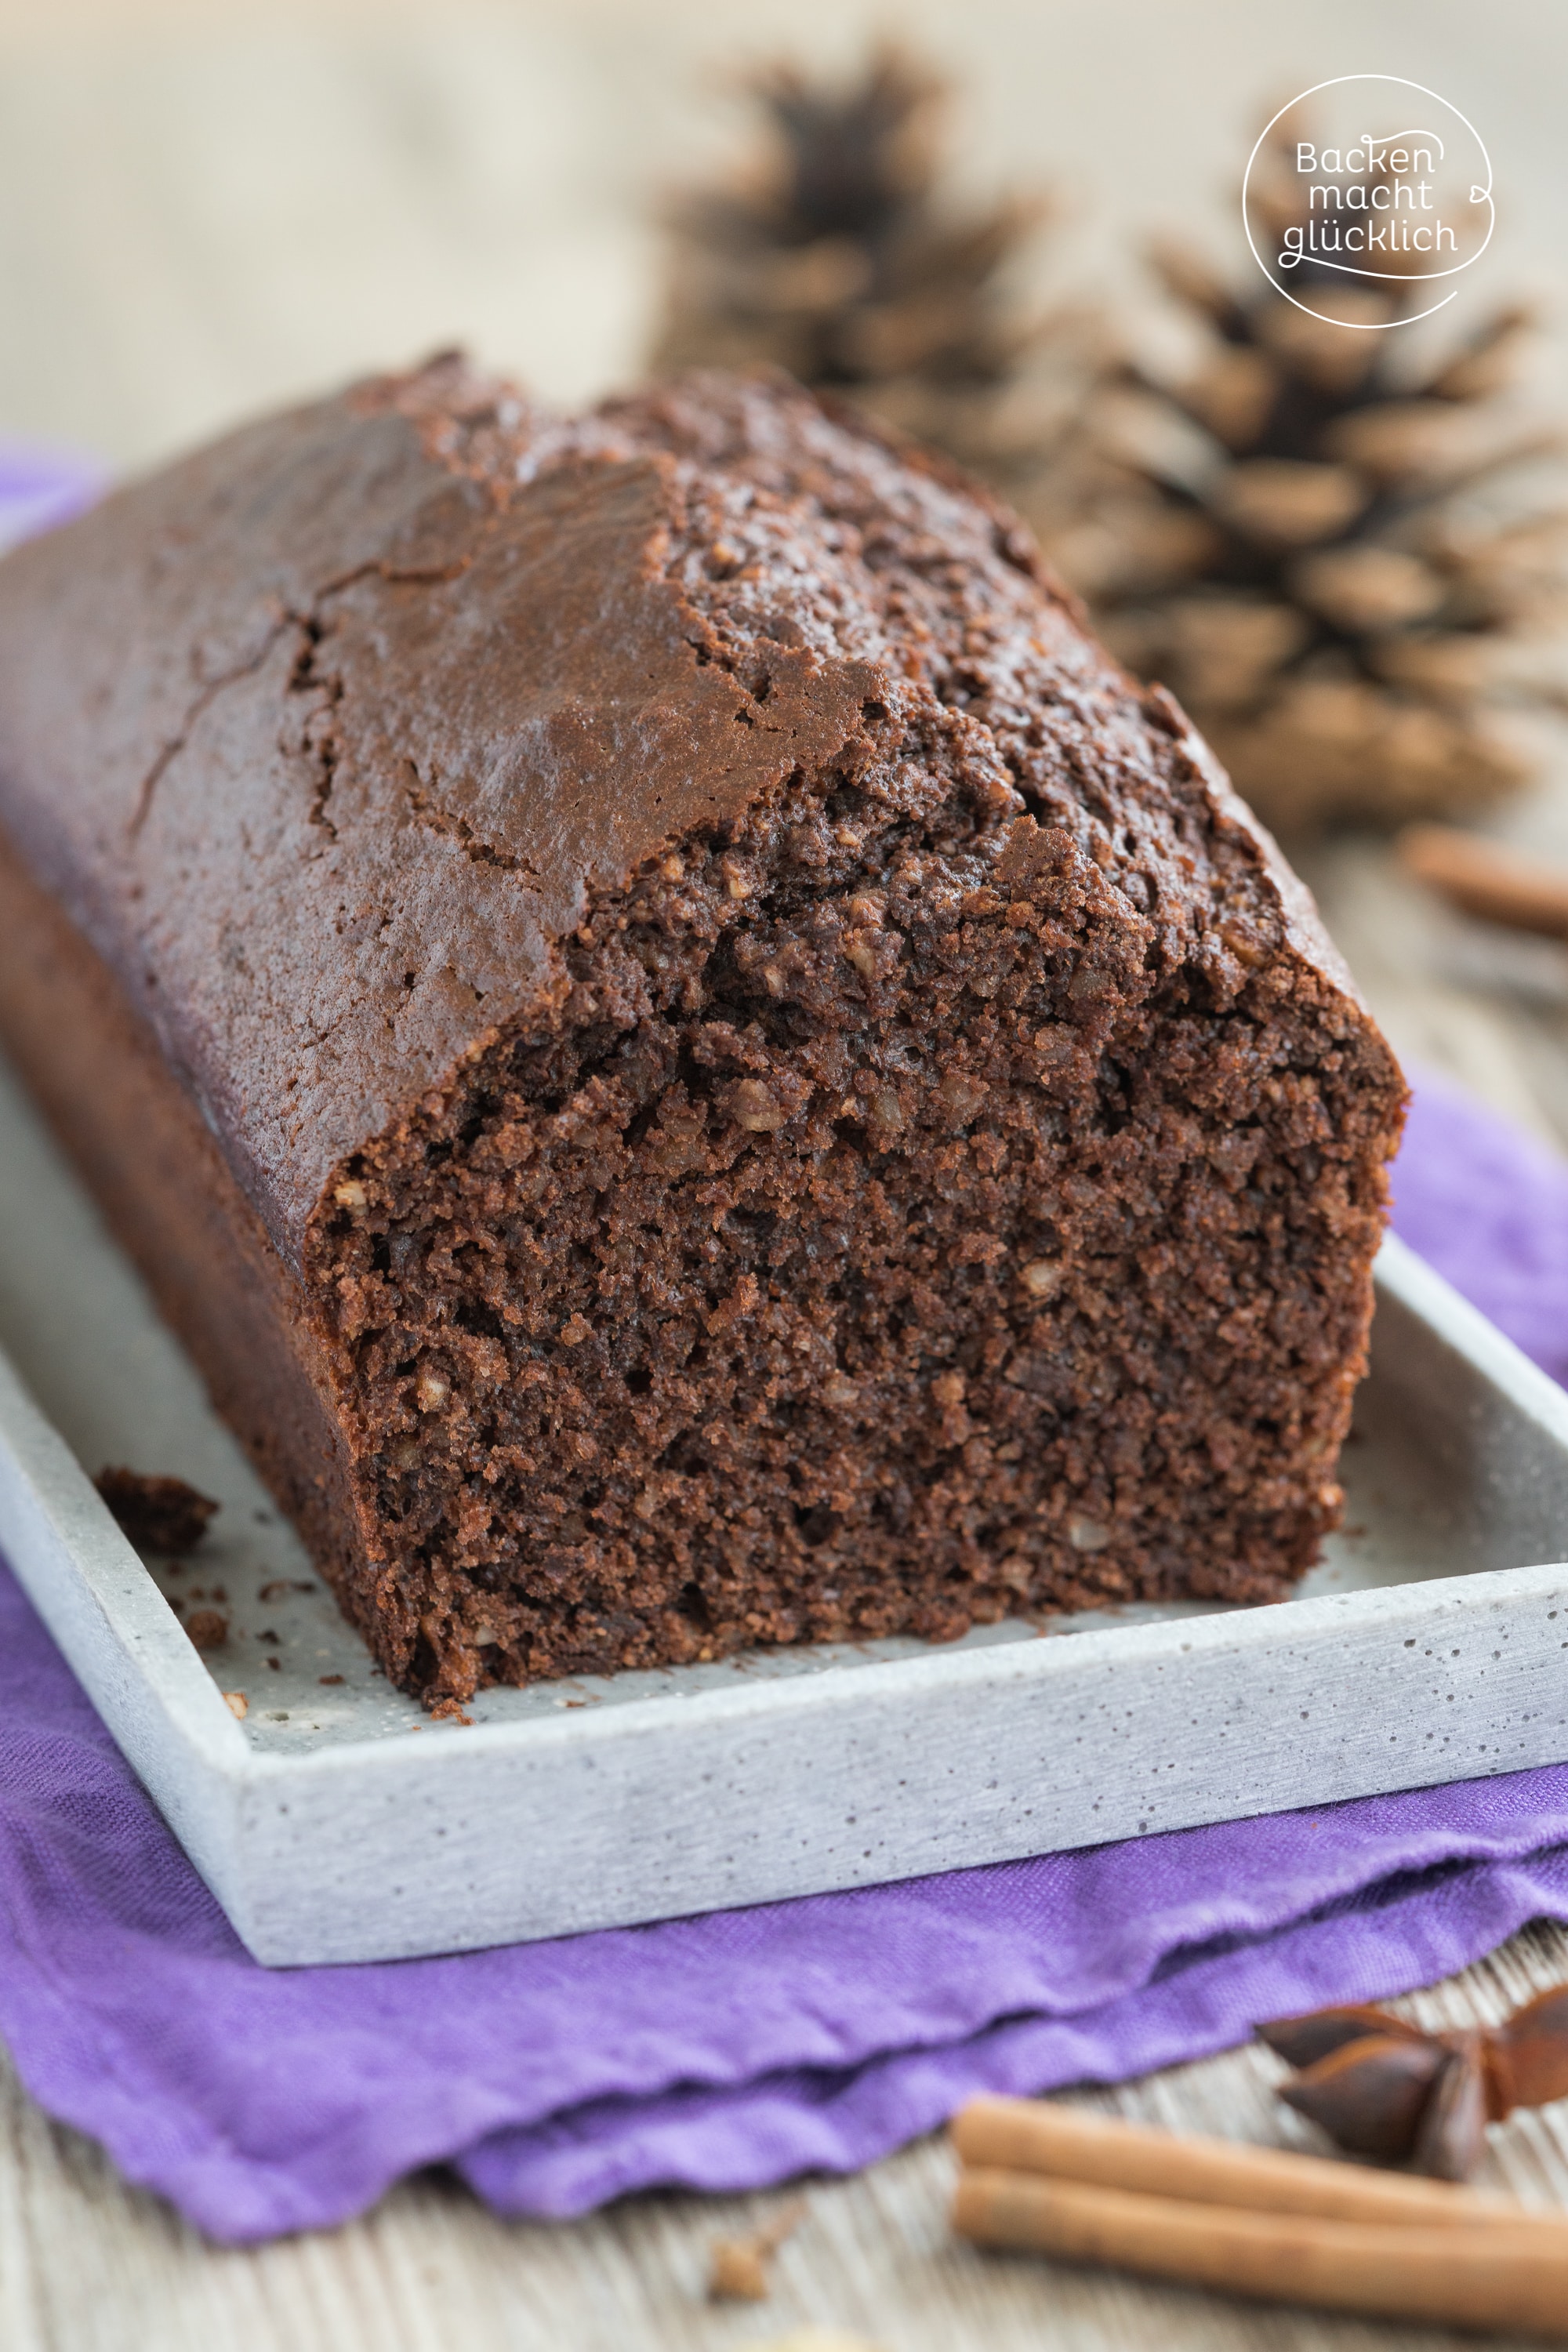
[0,359,1405,1703]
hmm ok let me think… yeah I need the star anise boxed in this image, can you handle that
[1258,1987,1568,2180]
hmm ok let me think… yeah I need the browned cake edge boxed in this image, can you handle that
[0,822,385,1629]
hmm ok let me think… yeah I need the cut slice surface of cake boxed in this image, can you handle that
[0,360,1406,1704]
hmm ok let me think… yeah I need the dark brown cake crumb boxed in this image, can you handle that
[95,1466,220,1555]
[183,1608,229,1650]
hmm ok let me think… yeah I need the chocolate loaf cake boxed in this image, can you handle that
[0,360,1405,1706]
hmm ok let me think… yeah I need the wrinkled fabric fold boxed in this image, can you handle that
[1,1053,1566,2237]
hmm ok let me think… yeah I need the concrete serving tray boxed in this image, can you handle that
[2,1054,1568,1967]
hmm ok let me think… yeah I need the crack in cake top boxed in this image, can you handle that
[0,356,1359,1269]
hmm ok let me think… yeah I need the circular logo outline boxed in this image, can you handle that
[1241,74,1494,331]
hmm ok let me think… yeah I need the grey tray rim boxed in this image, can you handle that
[6,1234,1568,1965]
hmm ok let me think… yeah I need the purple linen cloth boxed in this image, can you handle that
[6,1573,1568,2241]
[1390,1069,1568,1388]
[0,1006,1566,2229]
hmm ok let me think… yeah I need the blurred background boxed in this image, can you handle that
[5,0,1568,1136]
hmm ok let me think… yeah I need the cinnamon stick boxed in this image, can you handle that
[1399,822,1568,942]
[951,2097,1564,2235]
[953,2167,1568,2336]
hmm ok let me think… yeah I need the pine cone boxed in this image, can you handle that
[1042,118,1566,833]
[651,45,1094,510]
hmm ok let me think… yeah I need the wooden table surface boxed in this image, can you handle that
[10,1928,1568,2352]
[5,3,1568,2343]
